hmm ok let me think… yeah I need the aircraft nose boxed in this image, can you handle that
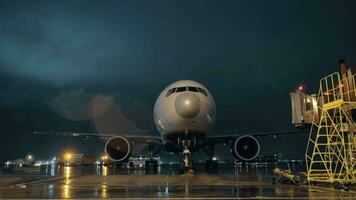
[175,93,201,119]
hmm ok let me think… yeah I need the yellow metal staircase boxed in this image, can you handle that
[305,72,356,184]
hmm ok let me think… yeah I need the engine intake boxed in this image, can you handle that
[105,136,132,162]
[232,135,260,161]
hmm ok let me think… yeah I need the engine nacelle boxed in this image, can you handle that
[232,135,260,161]
[105,136,133,162]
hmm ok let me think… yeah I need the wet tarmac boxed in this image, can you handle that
[0,163,355,199]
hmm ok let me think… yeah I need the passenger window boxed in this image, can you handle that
[176,87,187,93]
[188,87,198,92]
[198,88,208,96]
[166,88,176,97]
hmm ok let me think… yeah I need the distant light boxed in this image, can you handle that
[64,153,72,161]
[26,154,34,162]
[139,163,143,167]
[298,86,303,91]
[212,156,218,161]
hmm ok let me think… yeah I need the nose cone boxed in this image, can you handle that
[175,93,201,118]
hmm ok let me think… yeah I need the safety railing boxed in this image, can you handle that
[319,72,342,105]
[319,72,356,108]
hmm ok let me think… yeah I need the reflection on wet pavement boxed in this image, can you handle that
[0,164,355,199]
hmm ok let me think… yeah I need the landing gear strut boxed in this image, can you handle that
[180,139,194,174]
[183,146,190,168]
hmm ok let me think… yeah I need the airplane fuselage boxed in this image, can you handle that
[153,80,217,152]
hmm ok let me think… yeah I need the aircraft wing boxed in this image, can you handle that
[34,131,162,145]
[204,129,307,146]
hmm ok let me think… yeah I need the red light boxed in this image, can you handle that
[296,84,305,92]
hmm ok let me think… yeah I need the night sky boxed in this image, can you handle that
[0,0,356,162]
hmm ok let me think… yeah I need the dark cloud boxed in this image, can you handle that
[0,0,356,161]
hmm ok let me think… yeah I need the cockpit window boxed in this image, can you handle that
[198,88,208,96]
[176,87,187,93]
[166,88,176,97]
[165,86,208,97]
[188,87,198,92]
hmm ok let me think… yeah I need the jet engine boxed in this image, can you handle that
[105,136,133,162]
[232,135,260,161]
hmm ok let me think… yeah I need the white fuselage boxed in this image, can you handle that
[153,80,217,144]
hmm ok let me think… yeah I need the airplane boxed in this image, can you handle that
[35,80,305,173]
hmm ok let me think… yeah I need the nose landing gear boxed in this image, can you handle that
[179,139,195,175]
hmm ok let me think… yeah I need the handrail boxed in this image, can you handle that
[318,72,356,106]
